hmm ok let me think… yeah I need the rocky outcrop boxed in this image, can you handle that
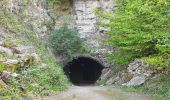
[0,0,50,70]
[106,71,133,85]
[8,0,50,37]
[0,0,67,99]
[101,69,113,81]
[0,46,13,57]
[0,0,52,87]
[122,60,155,87]
[0,0,50,73]
[72,0,116,67]
[122,76,146,87]
[0,43,42,97]
[12,46,34,54]
[0,79,7,88]
[5,59,20,72]
[105,59,155,86]
[0,41,40,88]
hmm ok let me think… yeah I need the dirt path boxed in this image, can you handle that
[41,86,155,100]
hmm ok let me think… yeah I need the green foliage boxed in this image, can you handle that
[0,0,24,33]
[0,0,68,98]
[0,62,4,72]
[49,24,86,61]
[30,37,68,92]
[0,39,68,99]
[144,55,165,67]
[46,0,61,7]
[95,0,170,66]
[106,50,134,65]
[0,0,37,46]
[117,75,170,100]
[46,0,68,7]
[139,75,170,100]
[144,54,170,69]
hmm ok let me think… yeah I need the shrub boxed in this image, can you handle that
[46,0,68,7]
[0,40,68,99]
[49,24,86,61]
[144,54,170,69]
[95,0,170,66]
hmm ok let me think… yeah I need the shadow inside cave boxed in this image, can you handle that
[64,57,104,86]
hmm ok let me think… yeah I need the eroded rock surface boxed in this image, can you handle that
[0,46,13,57]
[122,59,155,87]
[106,60,155,86]
[72,0,116,67]
[8,0,50,37]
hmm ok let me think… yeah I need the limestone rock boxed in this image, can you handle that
[20,54,33,62]
[0,79,7,89]
[122,59,154,87]
[16,54,34,67]
[5,59,20,72]
[5,59,19,65]
[122,76,146,87]
[106,78,115,85]
[12,46,34,54]
[0,71,11,80]
[0,57,5,62]
[128,59,154,77]
[106,71,133,85]
[7,0,50,38]
[31,53,41,63]
[39,63,47,70]
[0,71,18,80]
[11,73,18,78]
[72,0,116,68]
[2,41,16,48]
[0,42,3,46]
[0,46,13,56]
[101,69,113,80]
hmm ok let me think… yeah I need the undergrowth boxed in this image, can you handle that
[117,75,170,100]
[49,24,87,62]
[95,0,170,99]
[0,0,68,99]
[94,0,170,69]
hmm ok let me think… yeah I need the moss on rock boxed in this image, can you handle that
[5,59,20,72]
[2,41,15,48]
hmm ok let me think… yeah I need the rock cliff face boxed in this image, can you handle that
[71,0,116,67]
[0,0,50,62]
[0,0,118,86]
[9,0,50,37]
[71,0,156,86]
[0,0,50,90]
[103,59,155,86]
[2,0,51,43]
[122,59,155,87]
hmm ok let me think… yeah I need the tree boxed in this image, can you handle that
[95,0,170,66]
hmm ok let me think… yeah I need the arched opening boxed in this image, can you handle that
[64,57,104,85]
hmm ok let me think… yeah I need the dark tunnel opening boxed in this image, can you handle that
[64,57,104,85]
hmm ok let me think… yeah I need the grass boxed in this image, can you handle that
[0,38,68,99]
[116,74,170,100]
[0,62,5,72]
[0,0,68,99]
[143,55,170,70]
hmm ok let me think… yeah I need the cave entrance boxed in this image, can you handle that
[64,57,104,85]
